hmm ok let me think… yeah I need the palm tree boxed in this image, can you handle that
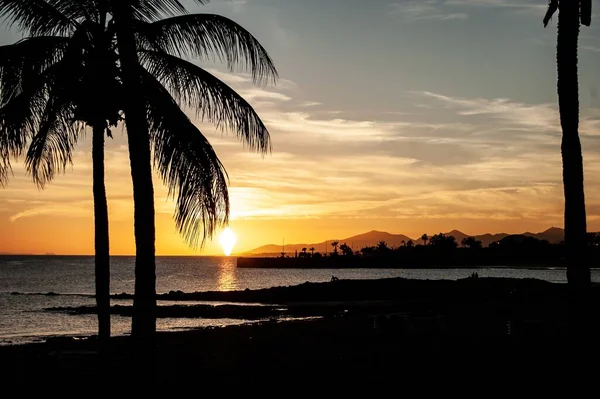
[309,247,315,256]
[421,234,428,246]
[376,241,389,252]
[544,0,592,289]
[331,241,339,255]
[0,0,277,341]
[0,1,121,340]
[112,0,276,339]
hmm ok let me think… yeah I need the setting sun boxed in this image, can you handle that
[220,227,237,256]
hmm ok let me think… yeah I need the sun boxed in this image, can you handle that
[220,227,237,256]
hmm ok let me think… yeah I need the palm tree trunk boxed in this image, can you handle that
[557,1,591,289]
[92,125,111,341]
[111,0,157,340]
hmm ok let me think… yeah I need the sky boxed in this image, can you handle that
[1,0,600,255]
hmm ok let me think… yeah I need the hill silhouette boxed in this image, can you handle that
[247,230,413,255]
[245,227,566,255]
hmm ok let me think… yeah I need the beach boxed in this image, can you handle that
[5,255,598,344]
[2,276,599,387]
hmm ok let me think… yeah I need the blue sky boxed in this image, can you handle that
[1,0,600,254]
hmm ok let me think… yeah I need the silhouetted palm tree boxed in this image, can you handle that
[376,241,390,253]
[331,241,339,255]
[309,247,315,256]
[0,0,277,341]
[421,234,428,246]
[544,0,592,288]
[0,1,122,340]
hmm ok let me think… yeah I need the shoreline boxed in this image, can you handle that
[2,276,600,384]
[4,276,600,344]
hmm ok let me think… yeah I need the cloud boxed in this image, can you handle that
[390,0,544,22]
[300,101,323,107]
[5,59,600,252]
[413,13,469,21]
[582,45,600,53]
[390,1,469,22]
[419,91,559,132]
[196,73,596,227]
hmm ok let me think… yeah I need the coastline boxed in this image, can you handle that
[2,276,600,385]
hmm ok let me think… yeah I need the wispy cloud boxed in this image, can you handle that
[390,1,469,22]
[192,71,599,232]
[419,91,559,132]
[582,45,600,53]
[300,101,323,107]
[4,66,600,252]
[390,0,544,22]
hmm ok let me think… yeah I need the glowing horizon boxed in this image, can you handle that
[1,1,600,256]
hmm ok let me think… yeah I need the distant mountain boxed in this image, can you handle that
[340,230,414,249]
[247,230,413,255]
[443,228,564,247]
[472,233,509,247]
[245,227,566,255]
[444,230,469,244]
[525,227,565,243]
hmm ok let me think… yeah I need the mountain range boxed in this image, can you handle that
[244,227,566,255]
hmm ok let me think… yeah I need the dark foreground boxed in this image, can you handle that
[2,277,600,387]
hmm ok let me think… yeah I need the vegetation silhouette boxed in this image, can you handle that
[0,0,277,344]
[0,0,125,340]
[331,241,339,256]
[544,1,592,290]
[544,0,593,338]
[237,231,600,269]
[461,237,482,250]
[339,243,353,256]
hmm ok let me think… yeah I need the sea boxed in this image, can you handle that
[1,255,599,345]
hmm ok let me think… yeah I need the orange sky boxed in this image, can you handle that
[2,2,600,256]
[2,67,600,255]
[0,135,596,256]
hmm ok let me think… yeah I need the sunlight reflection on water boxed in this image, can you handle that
[1,255,599,344]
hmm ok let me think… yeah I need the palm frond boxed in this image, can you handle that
[25,96,82,188]
[141,70,229,247]
[0,36,70,106]
[0,72,50,186]
[109,0,208,22]
[139,49,271,154]
[0,0,78,36]
[0,53,79,186]
[543,0,558,28]
[50,0,102,24]
[130,0,187,20]
[136,13,278,84]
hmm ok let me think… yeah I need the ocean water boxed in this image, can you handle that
[1,255,598,344]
